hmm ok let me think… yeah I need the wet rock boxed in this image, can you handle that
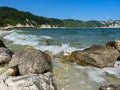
[0,47,13,65]
[105,39,120,51]
[70,45,119,68]
[104,41,116,48]
[0,67,17,76]
[54,52,70,61]
[100,84,120,90]
[0,72,55,90]
[7,49,51,75]
[0,39,6,48]
[105,39,120,61]
[115,38,120,51]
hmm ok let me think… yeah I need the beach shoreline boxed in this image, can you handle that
[1,25,120,31]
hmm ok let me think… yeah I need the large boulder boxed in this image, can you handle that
[70,45,119,68]
[8,49,51,75]
[0,47,13,64]
[0,72,55,90]
[0,39,6,48]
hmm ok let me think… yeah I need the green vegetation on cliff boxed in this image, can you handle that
[0,6,105,27]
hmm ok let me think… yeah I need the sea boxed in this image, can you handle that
[0,28,120,90]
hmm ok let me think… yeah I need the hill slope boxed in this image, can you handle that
[0,6,120,28]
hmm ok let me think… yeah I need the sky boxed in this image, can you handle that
[0,0,120,21]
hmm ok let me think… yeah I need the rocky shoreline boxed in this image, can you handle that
[0,24,58,31]
[0,39,55,90]
[55,38,120,90]
[0,37,120,90]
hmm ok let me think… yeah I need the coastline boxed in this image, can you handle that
[1,26,120,31]
[1,22,117,31]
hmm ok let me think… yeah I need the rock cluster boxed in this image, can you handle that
[1,36,120,90]
[0,39,55,90]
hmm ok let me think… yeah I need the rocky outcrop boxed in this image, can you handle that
[0,47,13,65]
[100,84,120,90]
[6,49,51,75]
[0,39,6,48]
[70,45,119,68]
[0,72,55,90]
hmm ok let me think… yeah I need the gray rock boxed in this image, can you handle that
[7,49,51,75]
[70,45,119,68]
[0,39,6,48]
[0,47,13,64]
[0,72,55,90]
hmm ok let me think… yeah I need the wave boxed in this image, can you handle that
[2,31,80,54]
[35,44,79,54]
[0,30,16,36]
[74,61,120,83]
[4,32,40,46]
[40,36,53,39]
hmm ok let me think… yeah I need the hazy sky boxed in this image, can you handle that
[0,0,120,21]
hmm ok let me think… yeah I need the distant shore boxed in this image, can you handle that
[0,26,120,31]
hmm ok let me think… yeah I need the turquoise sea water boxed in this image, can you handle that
[16,28,120,48]
[1,28,120,90]
[2,28,120,53]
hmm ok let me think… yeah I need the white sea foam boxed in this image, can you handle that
[40,36,53,39]
[4,32,40,46]
[35,44,79,54]
[87,68,105,83]
[74,61,120,83]
[2,31,80,54]
[0,30,15,36]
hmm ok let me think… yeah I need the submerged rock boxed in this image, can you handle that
[8,49,51,75]
[0,47,13,65]
[70,45,119,68]
[0,72,55,90]
[41,39,50,45]
[24,45,34,50]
